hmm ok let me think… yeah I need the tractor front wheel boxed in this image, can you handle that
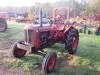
[42,50,57,73]
[12,41,26,58]
[65,29,79,54]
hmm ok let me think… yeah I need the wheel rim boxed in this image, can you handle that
[14,45,26,56]
[72,33,78,49]
[47,55,56,71]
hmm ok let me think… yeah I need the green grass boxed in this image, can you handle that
[0,22,100,75]
[49,34,100,75]
[0,22,26,40]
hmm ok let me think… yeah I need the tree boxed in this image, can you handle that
[88,0,100,14]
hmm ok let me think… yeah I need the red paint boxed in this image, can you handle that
[47,55,56,71]
[33,31,40,48]
[72,33,78,49]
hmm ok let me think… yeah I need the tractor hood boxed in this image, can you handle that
[24,23,54,31]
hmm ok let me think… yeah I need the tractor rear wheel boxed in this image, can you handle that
[42,50,57,73]
[0,18,7,32]
[12,41,26,58]
[65,29,79,54]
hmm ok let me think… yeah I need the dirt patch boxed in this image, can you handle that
[0,39,17,50]
[0,64,30,75]
[0,49,30,75]
[0,48,45,75]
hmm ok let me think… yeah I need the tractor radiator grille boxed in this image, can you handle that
[25,30,34,44]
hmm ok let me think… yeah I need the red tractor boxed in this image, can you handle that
[12,8,79,73]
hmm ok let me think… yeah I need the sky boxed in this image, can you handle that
[0,0,60,7]
[0,0,82,7]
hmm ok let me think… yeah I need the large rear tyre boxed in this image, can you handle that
[65,29,79,54]
[0,18,7,32]
[12,41,26,58]
[42,50,57,73]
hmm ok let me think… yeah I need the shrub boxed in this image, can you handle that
[88,30,92,34]
[95,27,100,35]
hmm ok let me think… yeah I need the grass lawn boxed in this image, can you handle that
[0,22,100,75]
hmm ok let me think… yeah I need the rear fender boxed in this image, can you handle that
[64,26,74,33]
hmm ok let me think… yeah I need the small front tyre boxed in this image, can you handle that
[42,50,57,73]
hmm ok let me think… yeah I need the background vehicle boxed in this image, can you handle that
[0,12,8,32]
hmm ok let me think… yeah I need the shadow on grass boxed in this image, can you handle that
[20,54,42,69]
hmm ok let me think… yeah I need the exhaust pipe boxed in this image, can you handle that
[39,8,43,27]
